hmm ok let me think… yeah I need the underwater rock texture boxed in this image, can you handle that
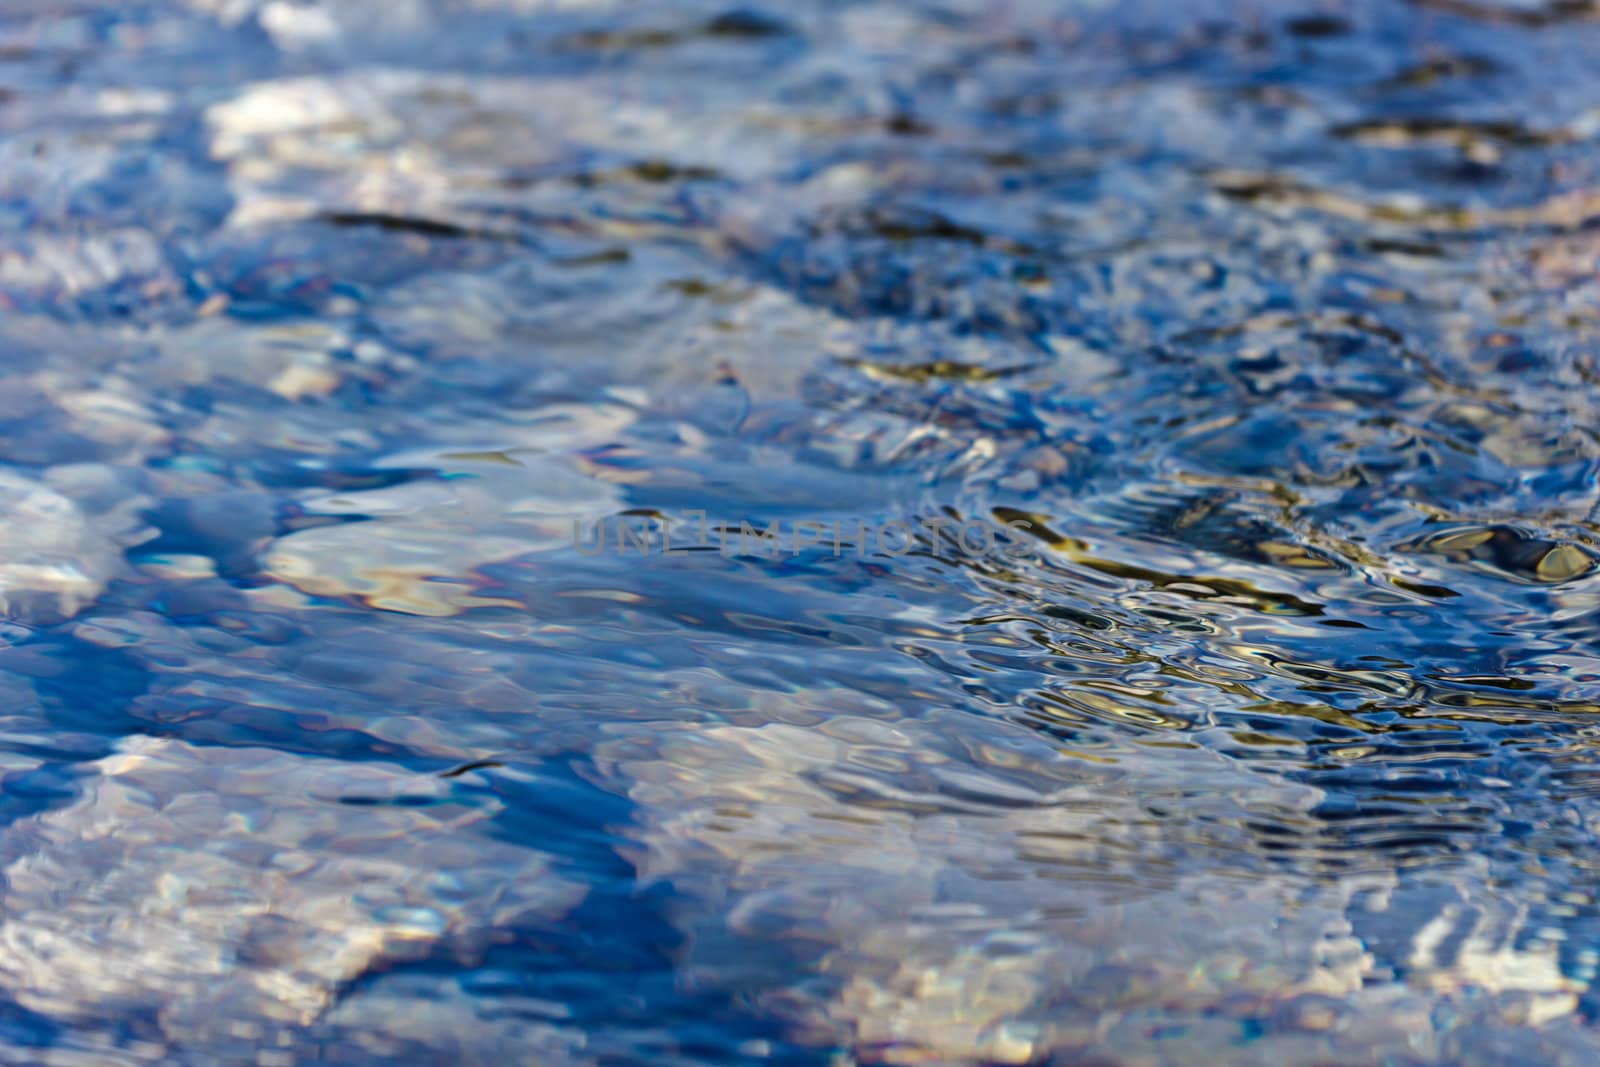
[0,471,125,625]
[0,737,585,1059]
[595,715,1587,1064]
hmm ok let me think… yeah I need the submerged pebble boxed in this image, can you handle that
[261,408,631,614]
[593,714,1582,1064]
[0,736,584,1054]
[0,471,122,625]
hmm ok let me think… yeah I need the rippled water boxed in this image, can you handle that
[3,0,1600,1062]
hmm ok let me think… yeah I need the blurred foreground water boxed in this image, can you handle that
[4,0,1600,1062]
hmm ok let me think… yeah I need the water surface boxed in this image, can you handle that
[2,0,1600,1063]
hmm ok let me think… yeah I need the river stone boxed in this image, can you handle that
[150,317,351,399]
[0,469,121,624]
[262,412,630,615]
[204,64,823,232]
[593,714,1586,1065]
[0,736,585,1055]
[314,973,594,1066]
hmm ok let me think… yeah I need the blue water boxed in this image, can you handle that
[2,0,1600,1063]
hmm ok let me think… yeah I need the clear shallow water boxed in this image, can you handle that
[2,0,1600,1063]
